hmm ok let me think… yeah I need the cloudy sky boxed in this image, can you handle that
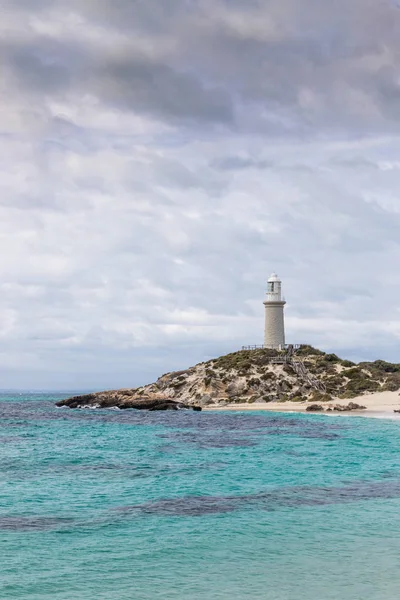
[1,0,400,390]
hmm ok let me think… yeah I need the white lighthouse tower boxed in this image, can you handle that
[263,273,286,349]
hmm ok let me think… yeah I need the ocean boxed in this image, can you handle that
[1,393,400,599]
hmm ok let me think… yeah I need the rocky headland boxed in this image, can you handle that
[56,346,400,412]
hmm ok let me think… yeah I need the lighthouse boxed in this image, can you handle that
[263,273,286,349]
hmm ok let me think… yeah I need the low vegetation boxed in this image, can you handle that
[61,346,400,409]
[192,346,400,405]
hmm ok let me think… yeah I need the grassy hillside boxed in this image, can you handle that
[58,346,400,409]
[147,346,400,406]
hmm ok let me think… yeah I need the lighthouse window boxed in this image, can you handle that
[268,282,275,292]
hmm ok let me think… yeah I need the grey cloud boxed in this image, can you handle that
[0,0,53,9]
[326,157,379,170]
[211,156,274,171]
[373,65,400,117]
[1,42,72,94]
[2,0,400,134]
[92,55,233,124]
[1,42,233,127]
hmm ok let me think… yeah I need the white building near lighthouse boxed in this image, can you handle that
[263,273,286,349]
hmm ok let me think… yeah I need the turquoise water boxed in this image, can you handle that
[1,395,400,599]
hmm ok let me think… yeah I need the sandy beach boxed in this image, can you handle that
[205,391,400,417]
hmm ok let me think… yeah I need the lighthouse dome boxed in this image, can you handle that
[268,272,280,282]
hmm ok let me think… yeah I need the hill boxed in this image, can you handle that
[56,346,400,411]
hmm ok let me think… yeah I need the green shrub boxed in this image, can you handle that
[324,375,345,394]
[341,359,356,368]
[345,378,379,395]
[278,395,290,403]
[281,380,293,390]
[309,390,333,403]
[345,367,364,379]
[381,381,400,392]
[325,366,338,375]
[260,349,280,357]
[239,361,252,371]
[381,373,400,391]
[314,361,337,375]
[339,390,358,399]
[370,360,400,374]
[296,345,325,356]
[325,353,340,362]
[318,360,331,369]
[291,395,306,402]
[261,372,275,381]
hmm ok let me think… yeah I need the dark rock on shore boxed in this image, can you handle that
[333,402,366,412]
[306,401,367,413]
[56,394,201,411]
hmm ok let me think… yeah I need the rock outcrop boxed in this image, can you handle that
[333,402,367,412]
[56,394,201,411]
[56,346,400,410]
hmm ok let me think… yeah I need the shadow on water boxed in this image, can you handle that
[2,477,400,530]
[114,478,400,517]
[0,516,75,531]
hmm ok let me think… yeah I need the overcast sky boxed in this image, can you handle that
[1,0,400,390]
